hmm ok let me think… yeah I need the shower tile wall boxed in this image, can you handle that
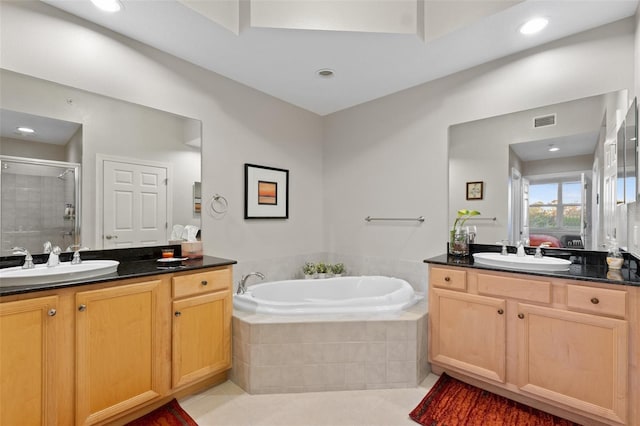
[1,173,74,254]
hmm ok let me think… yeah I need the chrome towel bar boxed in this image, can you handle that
[365,216,425,223]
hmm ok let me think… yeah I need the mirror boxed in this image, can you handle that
[449,90,630,251]
[0,69,202,256]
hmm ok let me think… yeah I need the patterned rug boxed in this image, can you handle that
[125,398,198,426]
[409,373,581,426]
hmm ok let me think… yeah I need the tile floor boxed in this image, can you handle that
[180,373,440,426]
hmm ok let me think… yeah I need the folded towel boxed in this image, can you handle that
[170,224,185,241]
[182,225,200,242]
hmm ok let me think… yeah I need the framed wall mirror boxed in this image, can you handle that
[0,69,202,256]
[449,90,632,251]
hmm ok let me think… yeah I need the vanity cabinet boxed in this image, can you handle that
[0,296,58,426]
[516,303,628,424]
[430,288,506,383]
[171,268,232,389]
[0,263,233,426]
[75,279,164,425]
[428,265,638,425]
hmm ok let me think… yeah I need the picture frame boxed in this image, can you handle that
[244,163,289,219]
[466,181,483,200]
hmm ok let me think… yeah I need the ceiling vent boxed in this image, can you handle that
[533,114,556,128]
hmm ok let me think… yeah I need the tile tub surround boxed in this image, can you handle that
[230,300,429,394]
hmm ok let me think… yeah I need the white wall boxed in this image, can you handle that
[0,137,66,161]
[324,18,635,291]
[0,1,325,274]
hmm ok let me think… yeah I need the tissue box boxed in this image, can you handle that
[181,241,203,259]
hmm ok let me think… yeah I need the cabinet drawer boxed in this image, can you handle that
[567,285,627,318]
[477,274,551,303]
[173,268,232,298]
[430,267,466,291]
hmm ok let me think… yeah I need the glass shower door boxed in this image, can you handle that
[0,156,80,256]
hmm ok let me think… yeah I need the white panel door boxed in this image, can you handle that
[103,160,167,248]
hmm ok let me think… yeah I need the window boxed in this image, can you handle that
[529,180,582,231]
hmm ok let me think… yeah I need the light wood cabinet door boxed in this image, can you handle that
[0,296,58,426]
[430,288,506,383]
[172,289,231,388]
[76,280,163,425]
[516,303,628,425]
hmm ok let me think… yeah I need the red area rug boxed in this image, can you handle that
[125,398,198,426]
[409,373,581,426]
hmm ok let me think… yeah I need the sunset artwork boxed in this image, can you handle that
[258,181,277,205]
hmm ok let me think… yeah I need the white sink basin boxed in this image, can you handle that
[472,252,571,272]
[0,260,119,286]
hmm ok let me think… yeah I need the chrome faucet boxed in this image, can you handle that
[12,247,34,269]
[237,272,265,295]
[43,241,52,253]
[534,246,544,258]
[67,244,83,264]
[46,245,62,267]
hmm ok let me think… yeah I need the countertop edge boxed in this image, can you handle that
[424,254,640,287]
[0,256,237,297]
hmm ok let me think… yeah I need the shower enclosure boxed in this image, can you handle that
[0,156,81,256]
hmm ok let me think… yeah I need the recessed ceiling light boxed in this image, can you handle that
[548,144,559,152]
[90,0,122,13]
[520,17,548,35]
[16,126,35,134]
[316,69,335,78]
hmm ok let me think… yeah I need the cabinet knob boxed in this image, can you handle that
[78,304,87,312]
[48,308,57,317]
[590,297,600,305]
[444,276,451,282]
[497,309,504,315]
[517,313,524,319]
[201,280,208,286]
[174,311,182,317]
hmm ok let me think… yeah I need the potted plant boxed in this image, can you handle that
[331,263,345,277]
[302,262,316,279]
[315,262,328,278]
[450,209,480,256]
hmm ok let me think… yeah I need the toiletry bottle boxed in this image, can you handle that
[606,241,623,270]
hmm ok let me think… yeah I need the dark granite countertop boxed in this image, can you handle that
[0,245,236,297]
[424,244,640,287]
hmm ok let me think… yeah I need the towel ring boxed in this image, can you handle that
[208,193,228,217]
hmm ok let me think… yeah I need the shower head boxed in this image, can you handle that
[57,168,74,180]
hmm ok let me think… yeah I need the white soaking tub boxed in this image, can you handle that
[233,275,419,315]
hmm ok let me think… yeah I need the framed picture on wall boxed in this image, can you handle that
[466,181,483,200]
[244,163,289,219]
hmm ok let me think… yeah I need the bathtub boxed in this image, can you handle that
[233,275,419,315]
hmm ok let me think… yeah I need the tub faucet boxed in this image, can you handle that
[47,246,62,267]
[237,272,265,295]
[12,247,34,269]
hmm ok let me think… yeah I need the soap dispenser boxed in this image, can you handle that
[606,241,624,270]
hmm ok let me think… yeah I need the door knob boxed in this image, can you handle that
[78,304,87,312]
[48,308,57,317]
